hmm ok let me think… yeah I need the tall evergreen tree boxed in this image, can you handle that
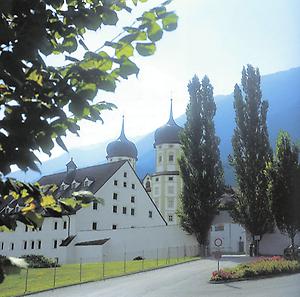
[267,131,300,251]
[230,65,273,253]
[178,75,224,250]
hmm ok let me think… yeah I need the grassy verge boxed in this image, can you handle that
[1,256,199,297]
[210,256,300,282]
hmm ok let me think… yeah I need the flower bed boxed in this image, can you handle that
[210,256,300,282]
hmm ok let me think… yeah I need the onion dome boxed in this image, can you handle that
[154,99,182,147]
[106,116,138,160]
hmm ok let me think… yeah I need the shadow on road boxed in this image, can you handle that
[224,283,242,290]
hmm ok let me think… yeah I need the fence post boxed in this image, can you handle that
[123,249,126,274]
[24,268,29,293]
[79,258,82,283]
[184,245,186,260]
[53,262,57,288]
[103,254,105,280]
[142,250,144,271]
[168,247,170,264]
[156,248,159,267]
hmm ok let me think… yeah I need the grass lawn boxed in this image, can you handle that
[1,256,198,297]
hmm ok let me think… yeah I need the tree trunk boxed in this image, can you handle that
[291,234,295,259]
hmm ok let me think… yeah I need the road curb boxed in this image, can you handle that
[209,271,300,284]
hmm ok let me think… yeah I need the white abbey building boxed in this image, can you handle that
[143,99,183,225]
[0,115,197,264]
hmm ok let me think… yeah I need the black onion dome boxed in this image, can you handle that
[106,117,138,160]
[154,99,182,147]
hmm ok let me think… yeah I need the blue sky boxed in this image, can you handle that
[41,0,300,160]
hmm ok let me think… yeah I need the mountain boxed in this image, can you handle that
[10,67,300,185]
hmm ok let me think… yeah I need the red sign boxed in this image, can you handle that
[214,238,223,247]
[213,251,222,260]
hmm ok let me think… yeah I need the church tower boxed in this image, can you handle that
[106,116,138,169]
[146,99,183,224]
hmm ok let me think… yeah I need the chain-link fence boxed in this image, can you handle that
[1,245,200,297]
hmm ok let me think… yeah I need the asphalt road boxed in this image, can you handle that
[30,257,300,297]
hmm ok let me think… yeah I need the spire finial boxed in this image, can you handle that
[167,97,176,125]
[119,115,127,140]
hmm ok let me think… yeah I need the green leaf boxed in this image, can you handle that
[116,42,134,59]
[62,37,78,53]
[119,58,139,78]
[142,11,157,22]
[104,41,122,49]
[27,70,43,86]
[102,9,118,25]
[56,136,68,152]
[23,211,44,228]
[98,76,116,92]
[161,12,178,31]
[79,39,89,51]
[119,32,147,43]
[136,42,156,56]
[72,191,95,204]
[147,22,163,42]
[81,51,113,72]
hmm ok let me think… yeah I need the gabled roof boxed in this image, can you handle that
[75,238,110,246]
[38,160,127,196]
[60,235,77,247]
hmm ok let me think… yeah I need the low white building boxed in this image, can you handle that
[210,210,246,254]
[0,118,198,263]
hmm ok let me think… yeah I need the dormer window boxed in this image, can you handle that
[83,178,93,188]
[66,158,77,173]
[60,182,68,191]
[71,182,76,189]
[15,205,20,213]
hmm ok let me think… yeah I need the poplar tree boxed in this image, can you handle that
[230,65,273,253]
[179,75,224,251]
[267,131,300,252]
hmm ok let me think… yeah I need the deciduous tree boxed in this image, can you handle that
[229,65,273,254]
[178,75,224,253]
[0,0,178,229]
[0,0,177,282]
[267,131,300,253]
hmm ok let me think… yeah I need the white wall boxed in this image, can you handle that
[76,161,165,232]
[210,211,246,254]
[259,229,300,255]
[70,224,198,263]
[0,216,76,264]
[210,223,246,254]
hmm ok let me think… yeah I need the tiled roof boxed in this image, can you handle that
[38,160,127,196]
[75,238,110,246]
[60,235,77,247]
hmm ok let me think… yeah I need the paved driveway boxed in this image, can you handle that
[30,256,300,297]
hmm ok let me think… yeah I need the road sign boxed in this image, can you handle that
[213,251,222,260]
[214,237,223,247]
[213,251,222,272]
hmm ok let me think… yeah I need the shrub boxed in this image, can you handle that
[210,256,300,281]
[20,255,59,268]
[133,256,144,261]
